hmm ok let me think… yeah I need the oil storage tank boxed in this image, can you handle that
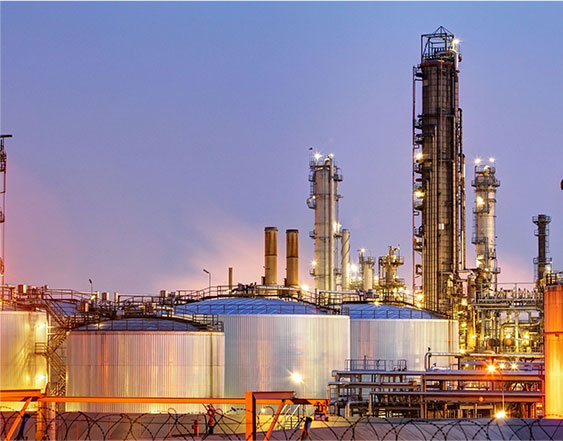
[177,297,350,398]
[0,311,48,393]
[345,304,458,371]
[66,317,224,413]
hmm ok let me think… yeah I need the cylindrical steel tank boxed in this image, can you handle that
[264,227,278,286]
[66,318,224,413]
[0,311,48,392]
[286,229,299,287]
[345,304,458,371]
[178,297,349,398]
[545,284,563,418]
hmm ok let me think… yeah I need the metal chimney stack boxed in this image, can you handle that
[264,227,278,286]
[533,214,552,282]
[286,229,299,288]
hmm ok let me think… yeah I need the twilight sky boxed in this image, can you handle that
[1,2,562,294]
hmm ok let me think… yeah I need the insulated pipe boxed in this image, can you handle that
[264,227,278,286]
[545,284,563,418]
[286,229,299,287]
[341,229,350,290]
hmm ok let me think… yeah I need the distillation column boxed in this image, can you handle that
[472,160,500,296]
[413,27,465,313]
[307,154,342,291]
[533,214,552,283]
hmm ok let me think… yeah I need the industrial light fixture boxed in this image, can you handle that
[203,269,211,292]
[495,410,506,419]
[489,157,495,163]
[487,364,496,373]
[290,372,303,384]
[474,158,482,165]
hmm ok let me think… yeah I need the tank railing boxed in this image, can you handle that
[174,285,345,315]
[178,303,331,316]
[74,313,223,332]
[346,358,408,372]
[341,308,432,320]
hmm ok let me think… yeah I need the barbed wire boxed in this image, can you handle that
[2,405,563,440]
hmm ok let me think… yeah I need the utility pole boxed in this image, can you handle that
[0,134,13,286]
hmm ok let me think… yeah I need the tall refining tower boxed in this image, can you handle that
[307,153,342,291]
[472,160,500,295]
[413,27,465,313]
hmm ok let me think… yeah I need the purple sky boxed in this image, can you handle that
[1,2,562,294]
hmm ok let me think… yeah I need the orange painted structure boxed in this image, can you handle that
[0,389,328,441]
[545,284,563,418]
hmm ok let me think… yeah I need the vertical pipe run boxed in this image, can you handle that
[228,267,233,291]
[264,227,278,286]
[286,229,299,287]
[544,284,563,418]
[341,229,350,290]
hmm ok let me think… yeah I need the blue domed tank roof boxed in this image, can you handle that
[75,317,202,332]
[176,297,329,315]
[343,303,440,319]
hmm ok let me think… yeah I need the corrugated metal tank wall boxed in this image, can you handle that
[0,311,48,392]
[66,329,224,413]
[178,298,350,398]
[220,314,349,397]
[350,319,459,370]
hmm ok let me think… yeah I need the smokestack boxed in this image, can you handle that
[228,267,233,291]
[544,283,563,418]
[264,227,278,286]
[341,229,350,290]
[533,214,552,282]
[286,230,299,287]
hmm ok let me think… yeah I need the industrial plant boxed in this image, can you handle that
[1,26,563,440]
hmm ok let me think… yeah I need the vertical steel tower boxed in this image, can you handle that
[413,27,465,313]
[472,160,500,295]
[533,214,552,282]
[307,153,342,291]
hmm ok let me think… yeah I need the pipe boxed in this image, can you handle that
[264,227,278,286]
[285,229,299,287]
[228,267,233,291]
[544,284,563,418]
[341,229,350,290]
